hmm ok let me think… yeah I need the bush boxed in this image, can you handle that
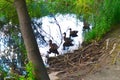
[19,62,36,80]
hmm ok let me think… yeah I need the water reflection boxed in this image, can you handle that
[0,13,91,75]
[36,13,86,66]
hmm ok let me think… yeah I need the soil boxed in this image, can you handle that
[48,24,120,80]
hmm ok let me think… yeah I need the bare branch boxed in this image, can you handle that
[52,14,63,47]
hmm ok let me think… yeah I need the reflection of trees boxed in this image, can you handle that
[0,20,60,73]
[0,18,64,75]
[32,20,48,47]
[0,24,22,72]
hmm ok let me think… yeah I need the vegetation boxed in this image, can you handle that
[84,0,120,42]
[0,67,7,79]
[19,62,35,80]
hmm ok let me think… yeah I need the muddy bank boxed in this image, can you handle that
[48,24,120,80]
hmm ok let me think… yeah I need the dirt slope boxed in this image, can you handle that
[48,24,120,80]
[83,24,120,80]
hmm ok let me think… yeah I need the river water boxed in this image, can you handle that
[38,13,85,66]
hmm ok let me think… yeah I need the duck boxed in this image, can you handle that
[63,32,73,42]
[63,32,74,50]
[47,40,59,56]
[69,28,78,37]
[83,20,90,31]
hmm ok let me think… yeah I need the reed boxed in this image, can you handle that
[84,0,120,42]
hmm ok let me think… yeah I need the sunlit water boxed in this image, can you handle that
[38,13,85,66]
[0,13,88,71]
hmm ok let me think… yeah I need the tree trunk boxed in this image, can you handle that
[14,0,50,80]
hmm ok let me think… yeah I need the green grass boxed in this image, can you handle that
[84,0,120,42]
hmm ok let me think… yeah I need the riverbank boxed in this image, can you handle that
[48,24,120,80]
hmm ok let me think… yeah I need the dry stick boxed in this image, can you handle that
[67,62,75,67]
[72,50,93,63]
[98,53,106,62]
[64,55,74,66]
[50,43,101,71]
[112,51,120,64]
[53,15,63,48]
[84,61,97,65]
[86,44,112,74]
[79,53,83,63]
[63,55,68,65]
[99,45,110,61]
[98,43,116,64]
[86,55,104,74]
[69,47,93,63]
[58,55,76,69]
[99,43,117,61]
[82,43,95,52]
[109,43,116,55]
[57,43,96,65]
[106,38,110,50]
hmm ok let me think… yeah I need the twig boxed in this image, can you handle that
[52,15,63,47]
[106,38,110,50]
[67,62,75,67]
[81,43,94,52]
[32,21,54,40]
[79,53,83,63]
[109,43,116,54]
[112,51,120,64]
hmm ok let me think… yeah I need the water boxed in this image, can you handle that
[37,13,85,66]
[0,13,87,71]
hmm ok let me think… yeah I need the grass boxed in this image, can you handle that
[84,0,120,42]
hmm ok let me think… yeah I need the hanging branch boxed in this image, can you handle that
[48,25,51,40]
[52,14,63,47]
[32,20,62,47]
[32,21,54,41]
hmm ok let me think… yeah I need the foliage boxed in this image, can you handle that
[11,26,27,66]
[19,62,36,80]
[0,24,27,80]
[74,0,95,20]
[27,0,47,18]
[0,66,7,79]
[0,0,76,24]
[8,62,35,80]
[84,0,120,42]
[52,0,76,14]
[0,0,48,25]
[0,0,17,25]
